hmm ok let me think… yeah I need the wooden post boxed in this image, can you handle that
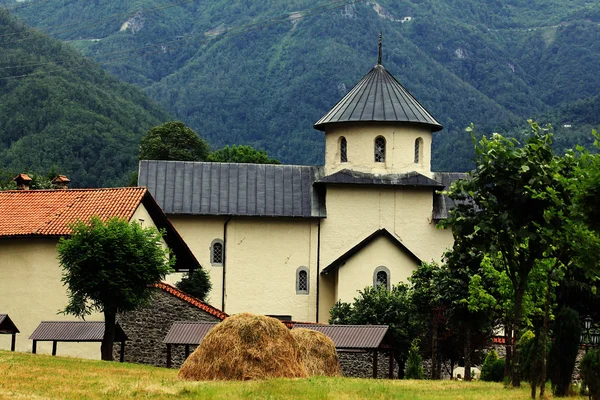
[10,334,15,352]
[373,350,378,379]
[32,340,37,354]
[185,345,190,359]
[388,349,395,379]
[52,341,57,356]
[166,344,172,368]
[120,342,125,363]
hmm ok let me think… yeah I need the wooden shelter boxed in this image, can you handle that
[29,321,128,361]
[0,314,19,351]
[292,324,396,379]
[163,321,218,367]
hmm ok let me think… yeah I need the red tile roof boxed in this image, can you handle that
[0,187,147,237]
[155,282,228,320]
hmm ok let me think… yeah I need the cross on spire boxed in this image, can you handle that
[377,32,382,65]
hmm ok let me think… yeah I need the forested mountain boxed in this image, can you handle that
[0,9,170,187]
[4,0,600,173]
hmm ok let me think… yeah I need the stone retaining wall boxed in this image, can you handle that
[338,351,400,378]
[113,288,220,367]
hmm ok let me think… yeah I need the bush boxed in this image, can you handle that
[405,339,424,379]
[176,268,212,301]
[480,350,505,382]
[549,307,581,397]
[581,349,600,400]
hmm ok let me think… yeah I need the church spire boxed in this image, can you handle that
[377,32,382,65]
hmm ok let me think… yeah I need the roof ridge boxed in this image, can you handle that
[155,282,228,320]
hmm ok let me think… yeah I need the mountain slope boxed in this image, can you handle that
[7,0,600,172]
[0,9,171,187]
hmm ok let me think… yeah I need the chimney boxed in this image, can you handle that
[13,173,32,190]
[51,175,70,190]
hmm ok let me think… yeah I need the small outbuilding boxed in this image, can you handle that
[163,321,218,368]
[29,321,128,361]
[292,324,397,379]
[0,314,19,351]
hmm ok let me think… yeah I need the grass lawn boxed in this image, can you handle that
[0,350,561,399]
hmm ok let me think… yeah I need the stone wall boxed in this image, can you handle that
[113,288,220,367]
[338,350,400,378]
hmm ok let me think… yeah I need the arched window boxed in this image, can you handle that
[373,266,390,291]
[374,136,386,163]
[211,239,224,266]
[414,137,423,164]
[296,266,309,294]
[340,137,348,163]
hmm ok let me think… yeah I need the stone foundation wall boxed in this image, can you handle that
[338,351,400,378]
[113,288,220,367]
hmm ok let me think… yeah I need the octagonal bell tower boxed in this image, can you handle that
[314,35,443,178]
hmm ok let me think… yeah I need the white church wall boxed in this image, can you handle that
[324,124,433,177]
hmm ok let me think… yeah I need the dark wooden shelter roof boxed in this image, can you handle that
[316,170,444,188]
[314,63,442,132]
[0,314,19,334]
[163,321,218,345]
[292,324,394,349]
[139,160,326,218]
[321,228,422,275]
[29,321,128,342]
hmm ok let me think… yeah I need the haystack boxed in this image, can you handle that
[291,328,341,377]
[178,313,307,381]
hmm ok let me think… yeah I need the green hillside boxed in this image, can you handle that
[6,0,600,172]
[0,9,171,187]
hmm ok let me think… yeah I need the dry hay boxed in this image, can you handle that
[178,313,307,381]
[291,328,340,377]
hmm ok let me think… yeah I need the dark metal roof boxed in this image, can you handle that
[292,324,393,349]
[431,172,468,220]
[139,160,326,218]
[29,321,128,342]
[314,64,442,132]
[163,321,218,345]
[0,314,19,334]
[316,169,444,188]
[321,228,422,275]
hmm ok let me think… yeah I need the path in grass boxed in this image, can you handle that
[0,350,557,399]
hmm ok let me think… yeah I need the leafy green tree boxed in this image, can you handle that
[581,349,600,400]
[442,122,575,387]
[208,145,279,164]
[405,339,424,379]
[57,216,174,361]
[139,121,210,161]
[329,284,416,378]
[176,268,212,302]
[549,307,581,397]
[480,350,505,382]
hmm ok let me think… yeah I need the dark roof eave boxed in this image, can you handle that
[313,119,443,132]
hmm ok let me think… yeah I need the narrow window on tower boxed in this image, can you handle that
[414,137,423,164]
[375,136,386,163]
[373,266,391,291]
[340,137,348,163]
[210,239,224,266]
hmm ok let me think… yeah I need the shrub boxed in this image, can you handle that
[581,349,600,400]
[549,307,581,397]
[405,339,424,379]
[176,268,212,302]
[480,350,505,382]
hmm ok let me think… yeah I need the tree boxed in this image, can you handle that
[405,339,425,379]
[57,216,174,361]
[139,121,210,161]
[207,145,280,164]
[329,284,416,378]
[176,268,212,302]
[442,122,573,387]
[549,307,581,397]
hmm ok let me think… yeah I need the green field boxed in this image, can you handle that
[0,350,561,399]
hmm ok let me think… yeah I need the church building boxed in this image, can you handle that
[139,48,463,323]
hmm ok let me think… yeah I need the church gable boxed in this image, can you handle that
[321,229,421,303]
